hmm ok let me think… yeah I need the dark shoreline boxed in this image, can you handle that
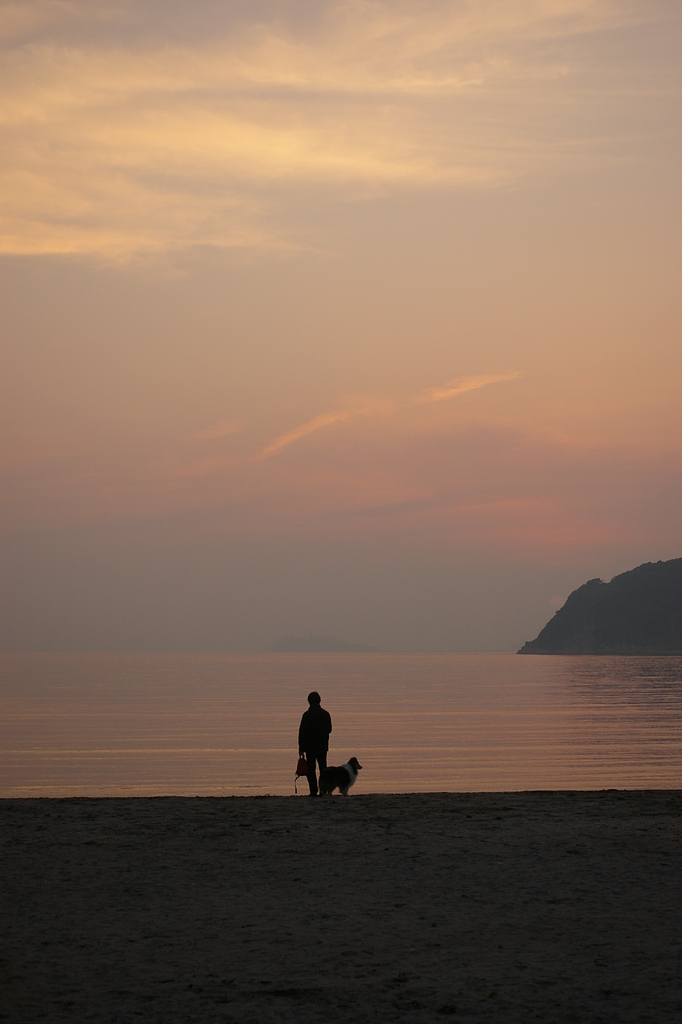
[2,791,681,1022]
[3,786,679,802]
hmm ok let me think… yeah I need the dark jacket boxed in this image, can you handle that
[298,704,332,754]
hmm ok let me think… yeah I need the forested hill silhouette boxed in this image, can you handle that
[519,558,682,654]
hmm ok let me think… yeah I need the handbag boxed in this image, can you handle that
[294,755,309,793]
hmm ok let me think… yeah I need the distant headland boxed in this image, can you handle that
[270,636,376,653]
[519,557,682,654]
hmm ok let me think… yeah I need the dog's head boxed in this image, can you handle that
[348,756,363,772]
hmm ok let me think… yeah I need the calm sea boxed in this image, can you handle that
[1,653,681,796]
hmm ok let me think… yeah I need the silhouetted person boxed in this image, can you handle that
[298,691,332,797]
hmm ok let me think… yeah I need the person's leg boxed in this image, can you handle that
[315,750,328,795]
[305,751,318,796]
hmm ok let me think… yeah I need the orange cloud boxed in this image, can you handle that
[258,409,355,459]
[0,2,642,258]
[258,373,520,459]
[417,372,521,404]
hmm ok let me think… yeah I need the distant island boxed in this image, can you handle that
[519,557,682,654]
[270,636,376,653]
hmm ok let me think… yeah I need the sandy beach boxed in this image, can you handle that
[2,791,681,1022]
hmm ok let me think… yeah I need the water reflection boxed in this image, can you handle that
[1,653,681,796]
[557,655,682,704]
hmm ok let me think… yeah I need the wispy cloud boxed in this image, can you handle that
[258,410,356,459]
[417,372,521,404]
[0,1,645,258]
[258,373,520,459]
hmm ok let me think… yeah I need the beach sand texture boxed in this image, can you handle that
[2,791,681,1023]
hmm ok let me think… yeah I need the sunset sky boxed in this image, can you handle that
[2,0,681,651]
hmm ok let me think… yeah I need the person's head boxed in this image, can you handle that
[307,691,321,706]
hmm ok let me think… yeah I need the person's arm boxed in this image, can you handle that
[298,714,306,754]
